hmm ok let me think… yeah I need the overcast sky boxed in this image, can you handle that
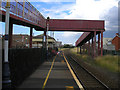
[0,0,119,45]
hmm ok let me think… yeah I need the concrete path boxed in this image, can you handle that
[17,52,79,89]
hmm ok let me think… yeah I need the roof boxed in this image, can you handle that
[33,34,56,41]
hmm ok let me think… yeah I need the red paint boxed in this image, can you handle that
[112,33,120,51]
[101,31,103,56]
[98,33,100,55]
[49,19,104,31]
[75,32,91,46]
[94,31,96,57]
[80,46,82,54]
[0,10,46,29]
[88,41,90,55]
[92,37,94,57]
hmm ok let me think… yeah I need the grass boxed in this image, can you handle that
[58,48,69,51]
[95,55,120,72]
[68,48,120,73]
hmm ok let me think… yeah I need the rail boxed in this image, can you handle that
[66,54,110,89]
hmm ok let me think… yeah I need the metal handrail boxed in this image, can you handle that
[1,0,46,28]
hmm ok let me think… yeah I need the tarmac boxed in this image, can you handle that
[17,51,79,89]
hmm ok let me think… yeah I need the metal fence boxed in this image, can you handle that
[2,48,47,88]
[1,0,46,28]
[103,49,120,55]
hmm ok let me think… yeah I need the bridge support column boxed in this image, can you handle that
[8,22,13,48]
[30,27,33,48]
[82,45,84,54]
[80,46,82,54]
[88,40,90,56]
[94,31,96,57]
[77,47,79,54]
[92,37,93,57]
[44,31,47,49]
[98,33,100,56]
[83,45,85,54]
[101,31,103,56]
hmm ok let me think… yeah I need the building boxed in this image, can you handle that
[112,33,120,51]
[2,34,30,48]
[12,34,30,48]
[32,34,56,48]
[2,33,62,49]
[103,38,115,50]
[55,41,62,48]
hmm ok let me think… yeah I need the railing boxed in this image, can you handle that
[0,0,46,28]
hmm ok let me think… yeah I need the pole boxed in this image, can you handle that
[46,17,50,51]
[88,40,90,56]
[44,31,46,48]
[80,46,82,54]
[101,31,103,56]
[94,31,96,57]
[46,25,48,50]
[98,33,100,56]
[8,22,13,48]
[2,0,11,88]
[92,37,93,57]
[30,27,32,48]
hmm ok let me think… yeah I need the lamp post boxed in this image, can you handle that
[2,0,11,88]
[46,17,50,51]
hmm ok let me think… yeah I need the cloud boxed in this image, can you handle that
[40,3,74,19]
[54,32,83,45]
[62,32,83,37]
[28,0,75,2]
[64,0,118,20]
[101,6,118,33]
[32,0,119,44]
[36,4,41,8]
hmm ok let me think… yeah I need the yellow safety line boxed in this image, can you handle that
[42,55,57,89]
[66,86,74,90]
[63,53,84,90]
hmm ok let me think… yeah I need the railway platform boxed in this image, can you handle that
[17,51,81,89]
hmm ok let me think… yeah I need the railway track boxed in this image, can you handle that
[65,54,110,90]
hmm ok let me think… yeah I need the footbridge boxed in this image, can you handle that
[1,1,108,90]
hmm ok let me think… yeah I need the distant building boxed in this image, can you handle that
[103,38,115,50]
[2,34,30,48]
[32,34,56,48]
[112,33,120,51]
[2,34,62,49]
[55,41,62,48]
[12,34,30,48]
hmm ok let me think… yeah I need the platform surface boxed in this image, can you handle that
[17,52,79,89]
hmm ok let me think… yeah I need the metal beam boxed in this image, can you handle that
[101,31,103,56]
[49,19,104,32]
[30,27,33,48]
[80,46,82,54]
[98,33,100,56]
[94,31,96,57]
[88,41,90,56]
[8,22,13,48]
